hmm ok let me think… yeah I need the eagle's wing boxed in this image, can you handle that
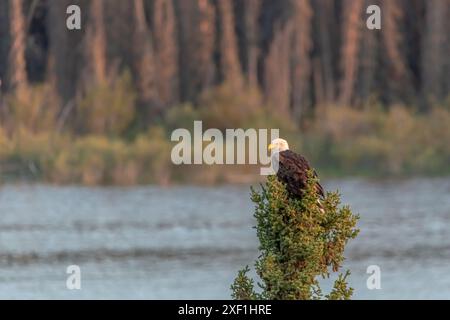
[277,150,324,199]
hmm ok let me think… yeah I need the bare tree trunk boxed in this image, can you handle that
[311,0,337,105]
[381,0,412,104]
[382,0,406,80]
[153,0,179,108]
[338,0,364,106]
[85,0,108,85]
[216,0,244,89]
[131,0,159,113]
[357,21,377,105]
[264,22,293,118]
[291,0,313,121]
[47,0,85,105]
[422,0,449,104]
[0,1,9,92]
[176,0,216,101]
[7,0,28,92]
[243,0,261,88]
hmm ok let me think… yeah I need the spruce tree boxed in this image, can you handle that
[231,172,359,300]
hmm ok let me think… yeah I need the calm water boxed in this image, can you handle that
[0,178,449,299]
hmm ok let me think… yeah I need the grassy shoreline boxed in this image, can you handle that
[1,86,449,186]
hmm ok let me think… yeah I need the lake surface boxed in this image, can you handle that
[0,178,449,299]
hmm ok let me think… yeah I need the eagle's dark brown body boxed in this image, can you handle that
[276,150,324,200]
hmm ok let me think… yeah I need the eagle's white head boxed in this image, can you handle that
[268,138,289,152]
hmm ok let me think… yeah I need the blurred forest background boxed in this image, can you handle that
[0,0,449,185]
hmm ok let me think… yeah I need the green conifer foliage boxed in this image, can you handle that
[231,172,359,300]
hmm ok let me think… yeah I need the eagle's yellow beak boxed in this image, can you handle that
[268,144,274,151]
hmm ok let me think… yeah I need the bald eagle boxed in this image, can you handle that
[268,138,324,203]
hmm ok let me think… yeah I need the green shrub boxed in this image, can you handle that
[4,85,58,133]
[77,71,136,136]
[301,104,450,176]
[232,173,359,300]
